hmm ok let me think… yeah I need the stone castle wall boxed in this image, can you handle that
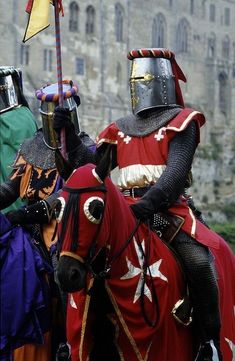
[1,0,235,219]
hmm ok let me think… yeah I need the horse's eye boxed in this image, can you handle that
[84,197,104,224]
[54,197,66,223]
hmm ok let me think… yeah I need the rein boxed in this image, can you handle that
[63,185,107,194]
[61,182,160,328]
[87,218,141,279]
[58,184,107,253]
[87,218,160,328]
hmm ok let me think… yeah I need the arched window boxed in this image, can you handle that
[222,35,230,59]
[116,62,122,83]
[209,3,216,22]
[190,0,194,14]
[218,72,228,115]
[69,2,79,32]
[233,42,235,77]
[43,49,53,71]
[224,8,230,26]
[86,5,95,35]
[207,33,216,58]
[115,3,124,42]
[152,13,167,48]
[20,45,30,65]
[176,18,190,53]
[202,0,206,19]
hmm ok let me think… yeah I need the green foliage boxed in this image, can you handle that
[197,145,212,159]
[209,223,235,253]
[197,138,222,161]
[222,203,235,221]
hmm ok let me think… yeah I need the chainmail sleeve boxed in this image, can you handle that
[155,120,198,207]
[0,177,21,210]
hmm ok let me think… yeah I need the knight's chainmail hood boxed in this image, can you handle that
[20,129,56,169]
[116,106,182,136]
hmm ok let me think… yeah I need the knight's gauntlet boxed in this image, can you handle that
[7,199,54,225]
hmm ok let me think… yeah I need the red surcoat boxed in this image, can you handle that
[97,108,220,249]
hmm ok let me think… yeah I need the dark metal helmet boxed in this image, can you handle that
[0,66,29,113]
[36,80,80,149]
[127,48,187,115]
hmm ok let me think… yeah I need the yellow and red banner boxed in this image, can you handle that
[23,0,64,42]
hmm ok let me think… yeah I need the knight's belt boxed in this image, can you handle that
[121,186,151,198]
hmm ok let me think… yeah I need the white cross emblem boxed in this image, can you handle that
[118,131,125,138]
[69,294,78,309]
[225,337,235,358]
[121,238,168,303]
[154,127,166,141]
[124,135,132,144]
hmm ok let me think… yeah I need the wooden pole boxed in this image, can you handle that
[54,0,66,157]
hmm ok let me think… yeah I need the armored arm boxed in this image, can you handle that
[0,177,21,210]
[53,107,97,172]
[130,121,198,219]
[53,107,118,172]
[6,192,60,225]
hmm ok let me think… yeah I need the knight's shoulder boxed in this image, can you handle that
[19,130,42,152]
[98,121,119,137]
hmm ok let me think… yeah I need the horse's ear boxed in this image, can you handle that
[95,144,115,182]
[55,149,74,181]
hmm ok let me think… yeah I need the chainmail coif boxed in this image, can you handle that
[116,106,182,137]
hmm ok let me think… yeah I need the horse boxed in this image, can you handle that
[55,159,235,361]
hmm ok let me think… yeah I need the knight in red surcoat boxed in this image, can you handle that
[53,48,223,361]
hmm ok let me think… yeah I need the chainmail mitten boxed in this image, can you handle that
[0,177,21,210]
[67,142,98,169]
[53,107,82,153]
[130,188,169,220]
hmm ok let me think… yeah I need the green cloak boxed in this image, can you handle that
[0,106,38,212]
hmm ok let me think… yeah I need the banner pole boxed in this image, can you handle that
[54,0,66,157]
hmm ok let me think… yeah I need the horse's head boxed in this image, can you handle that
[56,147,135,293]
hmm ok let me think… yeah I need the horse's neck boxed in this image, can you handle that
[104,187,136,255]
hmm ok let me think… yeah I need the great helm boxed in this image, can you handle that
[0,66,28,113]
[127,48,187,115]
[36,80,80,149]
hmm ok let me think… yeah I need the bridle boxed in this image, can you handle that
[58,184,107,254]
[60,183,160,327]
[85,218,141,280]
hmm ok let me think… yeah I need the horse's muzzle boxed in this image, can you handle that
[57,255,87,292]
